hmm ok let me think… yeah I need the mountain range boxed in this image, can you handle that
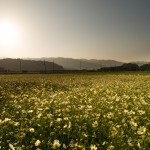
[26,57,124,70]
[0,58,63,72]
[26,57,149,70]
[0,57,149,72]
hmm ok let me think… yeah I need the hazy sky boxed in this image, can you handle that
[0,0,150,62]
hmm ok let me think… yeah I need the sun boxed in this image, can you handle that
[0,20,21,47]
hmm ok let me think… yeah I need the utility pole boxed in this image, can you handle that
[53,60,55,73]
[43,59,47,73]
[99,61,102,69]
[19,59,22,73]
[80,61,82,70]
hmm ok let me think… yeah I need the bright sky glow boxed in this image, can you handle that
[0,0,150,61]
[0,20,21,47]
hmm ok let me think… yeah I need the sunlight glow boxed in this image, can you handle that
[0,21,21,47]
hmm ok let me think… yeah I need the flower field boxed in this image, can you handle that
[0,73,150,150]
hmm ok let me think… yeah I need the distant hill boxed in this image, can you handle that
[1,58,149,72]
[0,58,64,72]
[140,64,150,71]
[99,63,150,71]
[26,57,124,70]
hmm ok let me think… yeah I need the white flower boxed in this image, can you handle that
[137,126,146,135]
[116,97,120,102]
[90,144,97,150]
[56,118,62,122]
[28,110,33,113]
[92,121,98,128]
[64,117,68,121]
[52,140,61,149]
[127,138,133,147]
[87,105,93,110]
[35,140,41,147]
[124,109,129,115]
[83,132,88,138]
[111,127,118,136]
[63,144,67,149]
[68,121,72,129]
[29,128,35,133]
[63,124,67,128]
[14,122,20,126]
[102,141,106,145]
[138,110,145,115]
[37,113,42,118]
[47,114,52,118]
[107,112,114,119]
[107,145,115,150]
[141,99,147,105]
[137,142,142,149]
[4,118,11,122]
[129,119,137,130]
[9,143,15,150]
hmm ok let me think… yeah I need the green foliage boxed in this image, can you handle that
[0,73,150,149]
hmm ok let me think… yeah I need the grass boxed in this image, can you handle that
[0,73,150,149]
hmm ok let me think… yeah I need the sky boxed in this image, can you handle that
[0,0,150,62]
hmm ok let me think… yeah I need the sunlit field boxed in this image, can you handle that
[0,73,150,150]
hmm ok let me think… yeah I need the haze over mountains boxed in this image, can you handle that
[0,57,149,72]
[27,57,149,70]
[27,57,124,70]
